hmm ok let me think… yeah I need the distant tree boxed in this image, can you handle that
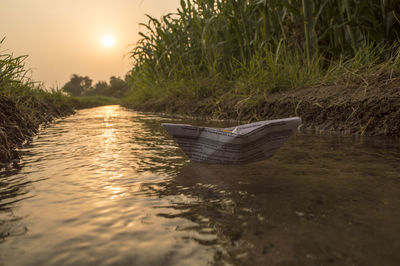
[62,74,130,98]
[62,74,92,96]
[89,80,108,96]
[108,76,128,97]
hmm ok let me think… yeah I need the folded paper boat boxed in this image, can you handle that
[162,117,302,164]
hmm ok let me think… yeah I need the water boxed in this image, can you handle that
[1,105,399,266]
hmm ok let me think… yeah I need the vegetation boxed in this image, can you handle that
[70,95,120,109]
[0,39,77,164]
[0,39,125,164]
[124,0,400,106]
[0,38,74,110]
[62,74,93,97]
[62,74,129,98]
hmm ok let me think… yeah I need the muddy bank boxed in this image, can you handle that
[129,73,400,137]
[0,95,75,166]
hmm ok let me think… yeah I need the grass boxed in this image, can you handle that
[123,0,400,109]
[71,95,121,109]
[0,38,73,108]
[124,42,400,109]
[1,38,119,111]
[0,40,76,163]
[1,40,123,164]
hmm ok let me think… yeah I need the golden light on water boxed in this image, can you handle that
[101,34,116,48]
[94,106,122,200]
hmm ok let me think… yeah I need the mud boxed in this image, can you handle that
[0,95,74,166]
[130,73,400,137]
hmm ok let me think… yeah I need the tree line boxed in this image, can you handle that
[62,74,130,98]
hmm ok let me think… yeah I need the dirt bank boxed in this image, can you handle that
[0,95,74,166]
[130,73,400,137]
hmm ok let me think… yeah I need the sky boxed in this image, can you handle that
[0,0,181,88]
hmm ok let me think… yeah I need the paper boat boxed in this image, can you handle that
[162,117,301,164]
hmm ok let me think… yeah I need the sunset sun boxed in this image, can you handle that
[101,35,115,47]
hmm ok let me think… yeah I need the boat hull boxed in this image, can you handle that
[162,117,301,164]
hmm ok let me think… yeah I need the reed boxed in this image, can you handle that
[0,38,32,94]
[0,40,80,164]
[126,0,399,105]
[0,39,76,111]
[1,39,125,116]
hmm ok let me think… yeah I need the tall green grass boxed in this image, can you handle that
[1,39,118,110]
[0,38,74,110]
[125,0,400,105]
[0,38,33,94]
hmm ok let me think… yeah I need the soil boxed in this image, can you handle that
[130,73,400,137]
[1,72,398,165]
[0,95,74,166]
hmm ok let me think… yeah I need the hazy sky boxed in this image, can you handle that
[0,0,180,88]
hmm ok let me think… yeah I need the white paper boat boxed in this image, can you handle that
[162,117,302,164]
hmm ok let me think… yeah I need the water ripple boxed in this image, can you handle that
[1,105,400,265]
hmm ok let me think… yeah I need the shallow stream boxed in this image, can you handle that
[1,105,399,265]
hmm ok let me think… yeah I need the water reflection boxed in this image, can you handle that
[0,106,399,266]
[0,167,30,244]
[141,134,400,265]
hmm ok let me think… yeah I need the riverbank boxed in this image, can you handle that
[3,105,399,266]
[122,0,399,138]
[124,72,400,137]
[0,94,123,166]
[0,94,75,166]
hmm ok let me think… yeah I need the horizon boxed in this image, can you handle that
[0,0,180,89]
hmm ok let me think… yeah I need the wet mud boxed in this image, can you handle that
[131,73,400,137]
[0,95,74,166]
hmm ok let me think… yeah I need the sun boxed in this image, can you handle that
[101,35,115,47]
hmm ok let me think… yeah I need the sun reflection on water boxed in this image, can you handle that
[100,105,119,149]
[2,105,400,266]
[97,106,126,200]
